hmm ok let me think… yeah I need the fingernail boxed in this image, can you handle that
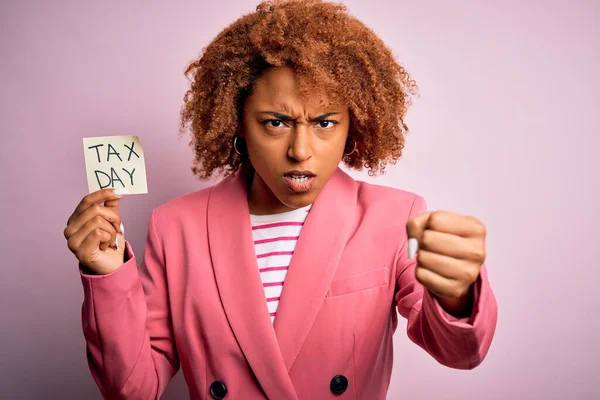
[408,238,418,259]
[115,235,119,250]
[114,189,129,196]
[120,223,124,235]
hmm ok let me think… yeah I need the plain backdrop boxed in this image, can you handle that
[1,0,598,398]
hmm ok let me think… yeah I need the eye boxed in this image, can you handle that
[317,120,337,129]
[264,119,286,128]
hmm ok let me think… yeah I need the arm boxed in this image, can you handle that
[394,195,498,369]
[80,209,179,399]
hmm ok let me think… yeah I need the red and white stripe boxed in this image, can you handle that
[250,204,312,323]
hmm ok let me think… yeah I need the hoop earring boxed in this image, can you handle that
[343,138,357,156]
[233,136,245,156]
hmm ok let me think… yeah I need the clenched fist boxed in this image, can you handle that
[406,210,486,317]
[64,188,128,275]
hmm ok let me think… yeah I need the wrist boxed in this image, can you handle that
[436,284,474,318]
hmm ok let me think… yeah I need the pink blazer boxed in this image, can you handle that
[79,168,498,399]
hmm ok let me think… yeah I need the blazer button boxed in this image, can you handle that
[210,381,227,399]
[330,375,348,395]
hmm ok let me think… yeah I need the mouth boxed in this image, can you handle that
[283,170,316,193]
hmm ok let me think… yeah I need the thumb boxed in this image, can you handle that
[104,188,128,208]
[104,198,120,209]
[406,210,433,259]
[104,198,122,237]
[114,222,125,251]
[119,222,125,238]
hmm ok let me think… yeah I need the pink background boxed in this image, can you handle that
[1,0,598,398]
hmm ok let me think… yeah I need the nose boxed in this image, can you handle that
[287,125,313,162]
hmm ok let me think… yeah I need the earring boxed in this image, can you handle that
[233,136,244,156]
[343,138,357,156]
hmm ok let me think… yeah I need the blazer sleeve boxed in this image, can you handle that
[394,195,498,369]
[79,208,179,399]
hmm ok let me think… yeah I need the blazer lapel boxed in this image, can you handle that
[207,169,298,400]
[273,168,358,372]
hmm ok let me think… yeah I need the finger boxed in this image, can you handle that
[416,248,479,283]
[79,228,113,263]
[104,197,120,209]
[406,210,433,240]
[64,205,121,239]
[67,216,118,255]
[67,188,123,226]
[67,188,128,226]
[103,198,122,233]
[406,210,433,259]
[425,211,485,238]
[68,216,118,252]
[420,229,479,260]
[415,266,465,299]
[406,210,433,258]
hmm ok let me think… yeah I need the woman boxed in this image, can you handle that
[64,0,498,399]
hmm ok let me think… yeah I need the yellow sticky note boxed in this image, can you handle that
[82,135,148,194]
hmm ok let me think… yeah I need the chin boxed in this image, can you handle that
[279,191,318,209]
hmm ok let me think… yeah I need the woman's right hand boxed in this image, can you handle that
[64,188,128,275]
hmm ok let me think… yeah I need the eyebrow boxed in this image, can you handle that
[258,111,341,122]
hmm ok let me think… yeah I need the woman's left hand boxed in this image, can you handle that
[406,210,487,317]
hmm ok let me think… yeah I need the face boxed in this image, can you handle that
[241,66,350,215]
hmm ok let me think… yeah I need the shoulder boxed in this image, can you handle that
[347,178,426,260]
[354,179,425,217]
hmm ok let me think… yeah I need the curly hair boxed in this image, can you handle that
[180,0,418,179]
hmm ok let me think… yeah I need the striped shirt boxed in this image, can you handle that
[250,204,312,324]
